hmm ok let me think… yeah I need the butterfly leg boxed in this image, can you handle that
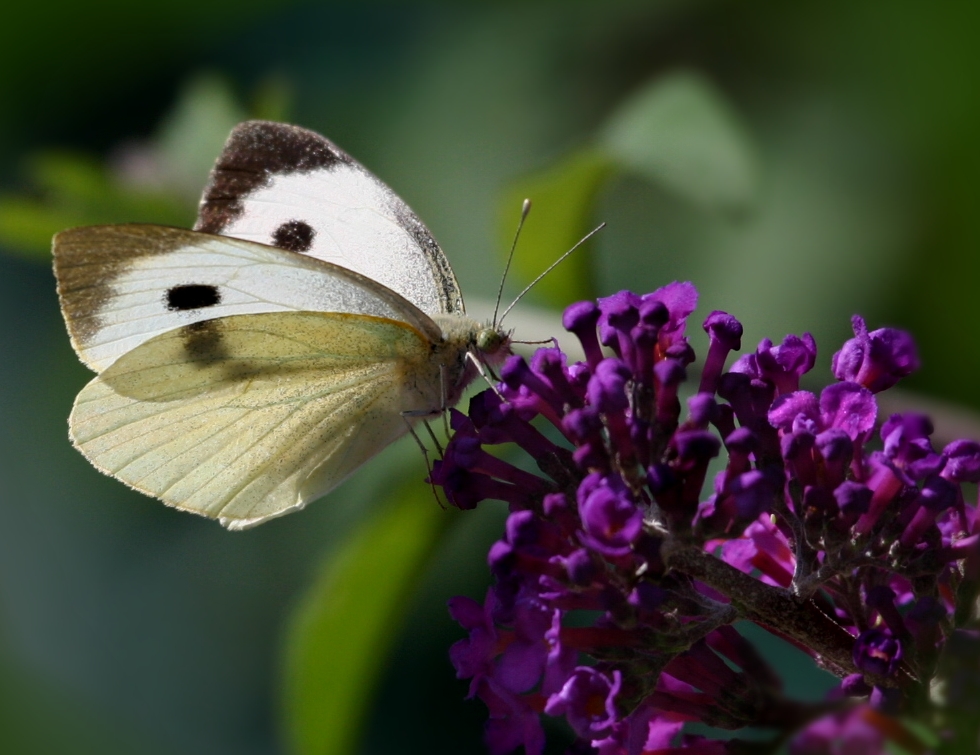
[422,419,445,457]
[431,364,458,437]
[400,410,445,458]
[465,350,505,400]
[400,413,445,508]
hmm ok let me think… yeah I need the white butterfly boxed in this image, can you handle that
[54,121,511,530]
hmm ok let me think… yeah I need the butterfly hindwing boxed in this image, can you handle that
[53,224,441,372]
[68,311,443,530]
[195,120,464,317]
[53,120,508,528]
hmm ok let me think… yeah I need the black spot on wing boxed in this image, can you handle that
[195,121,350,234]
[272,220,316,253]
[166,284,222,311]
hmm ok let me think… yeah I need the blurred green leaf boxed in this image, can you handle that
[281,484,449,755]
[895,721,939,753]
[31,152,111,198]
[0,73,258,261]
[601,71,759,214]
[153,72,249,199]
[0,197,90,257]
[251,73,294,123]
[498,147,613,308]
[0,152,190,260]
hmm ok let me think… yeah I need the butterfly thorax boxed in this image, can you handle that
[430,314,512,408]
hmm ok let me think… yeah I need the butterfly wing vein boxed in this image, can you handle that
[68,312,435,529]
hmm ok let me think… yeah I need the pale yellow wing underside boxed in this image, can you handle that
[69,311,441,530]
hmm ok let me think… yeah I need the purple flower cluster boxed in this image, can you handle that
[432,284,980,754]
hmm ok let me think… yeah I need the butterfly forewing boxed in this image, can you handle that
[54,120,505,529]
[195,120,464,317]
[53,225,441,372]
[69,311,444,529]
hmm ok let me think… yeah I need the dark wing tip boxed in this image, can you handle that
[196,121,351,234]
[219,121,350,174]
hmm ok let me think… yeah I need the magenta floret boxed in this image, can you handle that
[432,284,979,753]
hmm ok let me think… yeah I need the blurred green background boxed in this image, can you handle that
[2,1,980,753]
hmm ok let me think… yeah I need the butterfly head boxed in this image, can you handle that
[429,315,512,408]
[475,324,511,361]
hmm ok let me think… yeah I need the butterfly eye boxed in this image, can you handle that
[476,328,504,354]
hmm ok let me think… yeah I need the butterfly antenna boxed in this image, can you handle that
[492,198,532,326]
[498,221,606,325]
[512,337,560,346]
